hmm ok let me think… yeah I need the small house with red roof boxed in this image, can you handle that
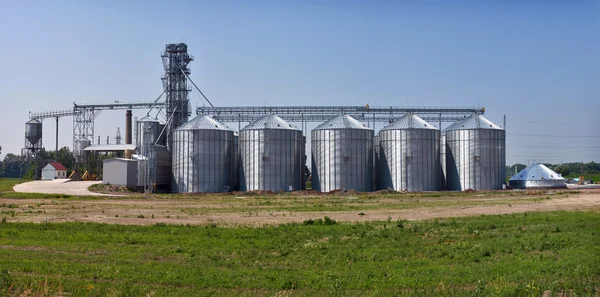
[41,162,68,180]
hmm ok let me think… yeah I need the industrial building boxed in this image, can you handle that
[445,114,506,191]
[509,163,566,189]
[102,158,138,189]
[378,113,441,192]
[23,42,511,194]
[311,114,373,192]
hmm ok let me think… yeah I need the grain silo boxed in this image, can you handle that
[509,163,566,189]
[135,116,162,156]
[171,115,234,193]
[445,114,505,191]
[378,113,441,191]
[311,114,373,192]
[240,114,304,191]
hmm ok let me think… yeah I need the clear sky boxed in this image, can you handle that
[0,0,598,165]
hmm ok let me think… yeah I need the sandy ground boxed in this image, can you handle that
[1,189,599,226]
[13,179,106,196]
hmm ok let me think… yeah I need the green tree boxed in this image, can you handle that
[553,164,571,176]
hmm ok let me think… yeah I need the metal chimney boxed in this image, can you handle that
[125,110,133,158]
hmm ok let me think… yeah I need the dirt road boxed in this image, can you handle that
[1,189,598,226]
[12,180,106,196]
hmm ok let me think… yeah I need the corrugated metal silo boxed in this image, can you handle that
[74,138,91,162]
[172,115,234,193]
[136,116,162,156]
[240,114,304,191]
[25,119,43,146]
[311,114,373,192]
[445,114,506,191]
[378,114,441,191]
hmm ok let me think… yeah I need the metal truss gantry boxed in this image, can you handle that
[197,105,485,130]
[28,102,166,157]
[72,102,167,146]
[162,43,193,149]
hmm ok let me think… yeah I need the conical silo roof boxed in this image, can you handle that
[381,113,437,131]
[242,114,299,130]
[176,115,231,131]
[314,114,371,130]
[509,163,566,181]
[138,115,159,122]
[446,114,503,131]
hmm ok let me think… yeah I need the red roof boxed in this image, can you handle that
[49,162,67,171]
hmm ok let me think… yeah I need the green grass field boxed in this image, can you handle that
[1,211,598,296]
[0,178,24,192]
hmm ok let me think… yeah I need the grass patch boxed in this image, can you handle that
[0,211,598,296]
[0,179,25,192]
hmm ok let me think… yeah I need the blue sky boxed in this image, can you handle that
[0,0,598,165]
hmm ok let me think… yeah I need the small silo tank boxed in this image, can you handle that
[509,163,566,189]
[25,119,43,146]
[74,138,91,162]
[172,115,234,193]
[445,114,506,191]
[378,114,441,192]
[240,114,304,192]
[136,116,161,156]
[311,114,373,192]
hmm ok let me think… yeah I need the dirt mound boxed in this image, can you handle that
[372,188,397,194]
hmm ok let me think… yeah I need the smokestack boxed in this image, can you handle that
[126,110,132,144]
[125,110,133,159]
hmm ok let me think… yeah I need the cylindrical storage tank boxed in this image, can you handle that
[240,114,304,192]
[379,114,441,192]
[136,116,161,156]
[172,115,234,193]
[74,138,91,161]
[445,114,505,191]
[25,119,43,146]
[311,114,373,192]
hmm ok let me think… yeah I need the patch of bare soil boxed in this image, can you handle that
[1,190,598,226]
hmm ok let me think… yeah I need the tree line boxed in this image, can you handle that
[0,147,76,179]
